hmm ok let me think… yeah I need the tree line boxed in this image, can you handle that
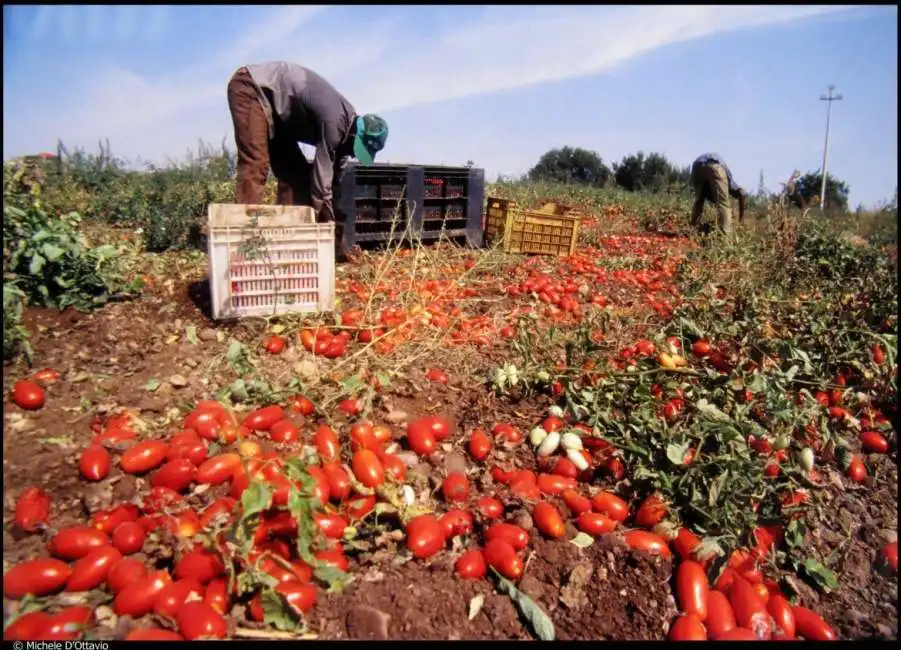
[525,146,853,211]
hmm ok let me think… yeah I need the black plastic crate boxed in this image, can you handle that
[336,163,484,248]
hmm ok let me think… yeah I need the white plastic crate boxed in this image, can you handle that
[207,204,335,320]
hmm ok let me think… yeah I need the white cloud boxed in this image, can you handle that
[6,4,858,166]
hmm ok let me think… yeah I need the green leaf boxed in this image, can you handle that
[261,587,303,632]
[569,532,594,549]
[493,571,555,641]
[41,243,65,261]
[227,340,245,363]
[144,379,160,392]
[785,519,806,549]
[29,253,45,275]
[666,441,692,467]
[241,482,273,518]
[186,325,198,345]
[799,558,839,594]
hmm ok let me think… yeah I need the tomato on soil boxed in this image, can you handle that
[15,487,51,533]
[483,538,523,580]
[121,440,169,474]
[623,530,672,558]
[264,334,286,354]
[576,512,617,536]
[50,526,110,560]
[405,515,446,559]
[591,492,629,522]
[12,380,46,410]
[533,501,566,539]
[468,428,492,461]
[352,449,385,488]
[114,569,173,617]
[485,523,530,550]
[676,560,709,621]
[177,600,227,640]
[112,521,146,555]
[4,558,73,599]
[455,548,487,579]
[706,590,737,639]
[792,606,836,641]
[80,445,112,481]
[669,613,708,641]
[442,473,471,502]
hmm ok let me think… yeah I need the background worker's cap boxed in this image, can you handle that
[354,114,388,166]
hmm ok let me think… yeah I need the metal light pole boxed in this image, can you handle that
[819,84,843,211]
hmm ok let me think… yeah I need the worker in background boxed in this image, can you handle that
[689,153,748,235]
[227,61,389,261]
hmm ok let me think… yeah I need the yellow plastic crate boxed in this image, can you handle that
[484,197,581,256]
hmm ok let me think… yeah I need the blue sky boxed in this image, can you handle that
[3,5,897,207]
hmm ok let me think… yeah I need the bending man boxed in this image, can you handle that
[690,153,747,235]
[227,61,388,261]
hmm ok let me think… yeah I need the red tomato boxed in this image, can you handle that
[274,581,318,617]
[244,405,285,431]
[591,492,629,522]
[106,557,148,593]
[485,523,529,551]
[114,569,173,617]
[562,489,592,515]
[4,558,73,598]
[177,601,227,640]
[204,578,230,614]
[706,590,737,639]
[407,420,437,456]
[426,368,449,384]
[872,344,885,365]
[4,611,54,640]
[468,428,492,461]
[120,440,169,474]
[881,541,899,572]
[344,494,377,520]
[12,380,45,410]
[676,560,709,621]
[322,462,352,502]
[50,526,110,560]
[313,425,341,461]
[669,613,708,641]
[439,509,474,538]
[174,547,225,584]
[635,493,668,529]
[14,486,51,533]
[406,514,446,559]
[270,419,300,443]
[196,453,242,485]
[768,594,796,638]
[542,416,565,432]
[352,449,385,488]
[729,577,772,640]
[264,334,285,354]
[112,521,146,555]
[314,512,348,539]
[717,627,759,640]
[289,395,316,416]
[43,605,93,640]
[66,546,122,592]
[483,538,523,580]
[154,578,203,617]
[314,547,350,572]
[379,452,407,482]
[476,496,504,519]
[576,512,617,536]
[152,459,197,492]
[860,431,889,454]
[79,445,112,481]
[623,530,672,558]
[533,501,566,539]
[792,606,835,641]
[337,398,361,415]
[847,455,868,483]
[536,473,575,495]
[455,548,487,579]
[552,456,579,480]
[442,473,470,502]
[672,527,702,563]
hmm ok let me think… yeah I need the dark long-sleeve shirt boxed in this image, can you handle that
[246,62,356,219]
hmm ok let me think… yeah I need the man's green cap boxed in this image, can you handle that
[353,114,388,166]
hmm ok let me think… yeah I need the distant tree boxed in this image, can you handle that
[528,147,612,186]
[465,160,475,168]
[612,151,689,193]
[792,171,850,212]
